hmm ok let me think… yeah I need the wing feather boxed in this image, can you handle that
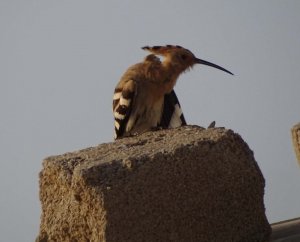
[113,80,136,139]
[160,90,187,128]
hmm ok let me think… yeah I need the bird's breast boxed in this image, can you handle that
[128,95,164,134]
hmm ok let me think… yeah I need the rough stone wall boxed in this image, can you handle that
[36,126,271,242]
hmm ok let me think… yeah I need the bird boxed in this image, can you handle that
[112,45,233,139]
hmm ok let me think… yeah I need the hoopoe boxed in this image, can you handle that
[113,45,233,139]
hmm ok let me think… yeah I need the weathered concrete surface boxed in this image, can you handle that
[291,123,300,165]
[36,125,271,242]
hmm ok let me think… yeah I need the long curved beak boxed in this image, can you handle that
[196,58,233,75]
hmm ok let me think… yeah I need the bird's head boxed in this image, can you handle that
[142,45,233,75]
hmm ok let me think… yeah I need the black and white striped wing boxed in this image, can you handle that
[113,79,136,139]
[160,89,187,128]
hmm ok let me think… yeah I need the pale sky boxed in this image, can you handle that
[1,1,300,241]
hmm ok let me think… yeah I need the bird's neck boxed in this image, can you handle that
[161,60,184,93]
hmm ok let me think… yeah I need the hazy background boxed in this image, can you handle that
[1,1,300,241]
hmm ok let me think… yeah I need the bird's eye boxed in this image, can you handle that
[181,54,187,60]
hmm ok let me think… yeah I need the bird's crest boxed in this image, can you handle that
[142,45,194,56]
